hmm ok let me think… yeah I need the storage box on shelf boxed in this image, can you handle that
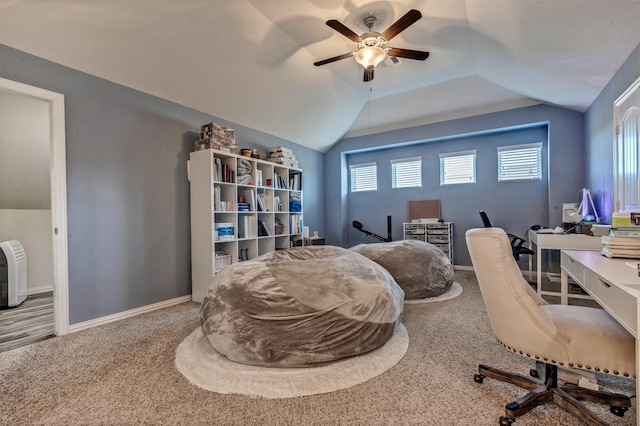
[189,148,303,302]
[402,222,454,263]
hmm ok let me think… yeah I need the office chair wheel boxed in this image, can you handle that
[610,405,628,417]
[474,373,485,384]
[499,416,515,425]
[529,368,538,378]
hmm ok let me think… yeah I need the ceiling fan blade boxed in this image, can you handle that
[387,47,430,61]
[326,19,362,42]
[364,68,374,82]
[314,52,354,67]
[381,9,422,41]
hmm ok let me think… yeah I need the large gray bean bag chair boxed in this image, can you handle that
[200,245,404,367]
[351,240,454,300]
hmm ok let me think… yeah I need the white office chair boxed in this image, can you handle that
[466,227,635,425]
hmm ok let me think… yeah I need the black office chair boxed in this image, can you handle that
[479,210,534,261]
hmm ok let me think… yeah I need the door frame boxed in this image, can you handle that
[0,77,69,335]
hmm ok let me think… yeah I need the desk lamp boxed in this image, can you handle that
[569,188,600,223]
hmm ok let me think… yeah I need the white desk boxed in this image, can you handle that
[561,250,640,421]
[527,230,602,298]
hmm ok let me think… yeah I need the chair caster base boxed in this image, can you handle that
[474,373,485,384]
[499,415,515,425]
[610,405,628,417]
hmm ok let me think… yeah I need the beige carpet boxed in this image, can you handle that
[175,324,408,398]
[0,270,635,425]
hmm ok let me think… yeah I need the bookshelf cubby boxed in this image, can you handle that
[189,148,303,302]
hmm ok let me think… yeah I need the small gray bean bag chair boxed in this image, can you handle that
[200,245,404,367]
[351,240,454,300]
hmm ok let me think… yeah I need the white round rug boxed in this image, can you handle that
[404,281,463,305]
[175,323,408,399]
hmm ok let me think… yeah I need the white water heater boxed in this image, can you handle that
[0,240,27,308]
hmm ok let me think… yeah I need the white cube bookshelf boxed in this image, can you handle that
[189,148,303,302]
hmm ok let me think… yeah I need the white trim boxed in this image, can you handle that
[390,156,421,164]
[439,149,476,158]
[68,295,193,333]
[453,265,473,272]
[613,76,640,212]
[0,78,69,336]
[496,142,542,152]
[27,285,55,296]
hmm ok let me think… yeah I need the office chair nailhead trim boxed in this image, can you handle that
[498,342,635,378]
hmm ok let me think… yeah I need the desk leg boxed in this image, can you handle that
[528,235,533,280]
[560,268,569,305]
[536,245,542,295]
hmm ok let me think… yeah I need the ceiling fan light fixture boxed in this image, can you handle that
[355,45,387,70]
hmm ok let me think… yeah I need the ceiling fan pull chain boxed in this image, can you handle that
[368,86,373,137]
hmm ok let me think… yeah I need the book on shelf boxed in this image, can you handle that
[214,157,222,182]
[214,186,222,211]
[289,172,301,191]
[256,193,266,211]
[238,215,256,238]
[257,219,272,236]
[239,190,255,212]
[257,192,272,211]
[289,214,302,234]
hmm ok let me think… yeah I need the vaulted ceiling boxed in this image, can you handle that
[2,0,640,152]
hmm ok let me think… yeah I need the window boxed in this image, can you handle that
[497,142,542,181]
[391,157,422,188]
[350,162,377,192]
[440,150,476,185]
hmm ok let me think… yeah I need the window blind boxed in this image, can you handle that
[440,150,476,185]
[497,142,542,181]
[350,162,377,192]
[391,157,422,188]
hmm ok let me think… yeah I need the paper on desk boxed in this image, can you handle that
[536,227,565,234]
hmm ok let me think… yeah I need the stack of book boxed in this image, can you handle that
[267,146,298,168]
[601,226,640,258]
[198,122,239,153]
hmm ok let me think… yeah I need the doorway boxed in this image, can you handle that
[0,77,69,336]
[614,76,640,213]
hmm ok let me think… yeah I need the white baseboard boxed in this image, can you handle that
[28,285,54,295]
[68,295,194,334]
[453,265,474,272]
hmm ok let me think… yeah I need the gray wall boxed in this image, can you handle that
[0,45,323,325]
[326,105,585,267]
[345,124,549,266]
[586,42,640,221]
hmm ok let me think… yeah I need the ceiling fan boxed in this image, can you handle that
[314,9,429,82]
